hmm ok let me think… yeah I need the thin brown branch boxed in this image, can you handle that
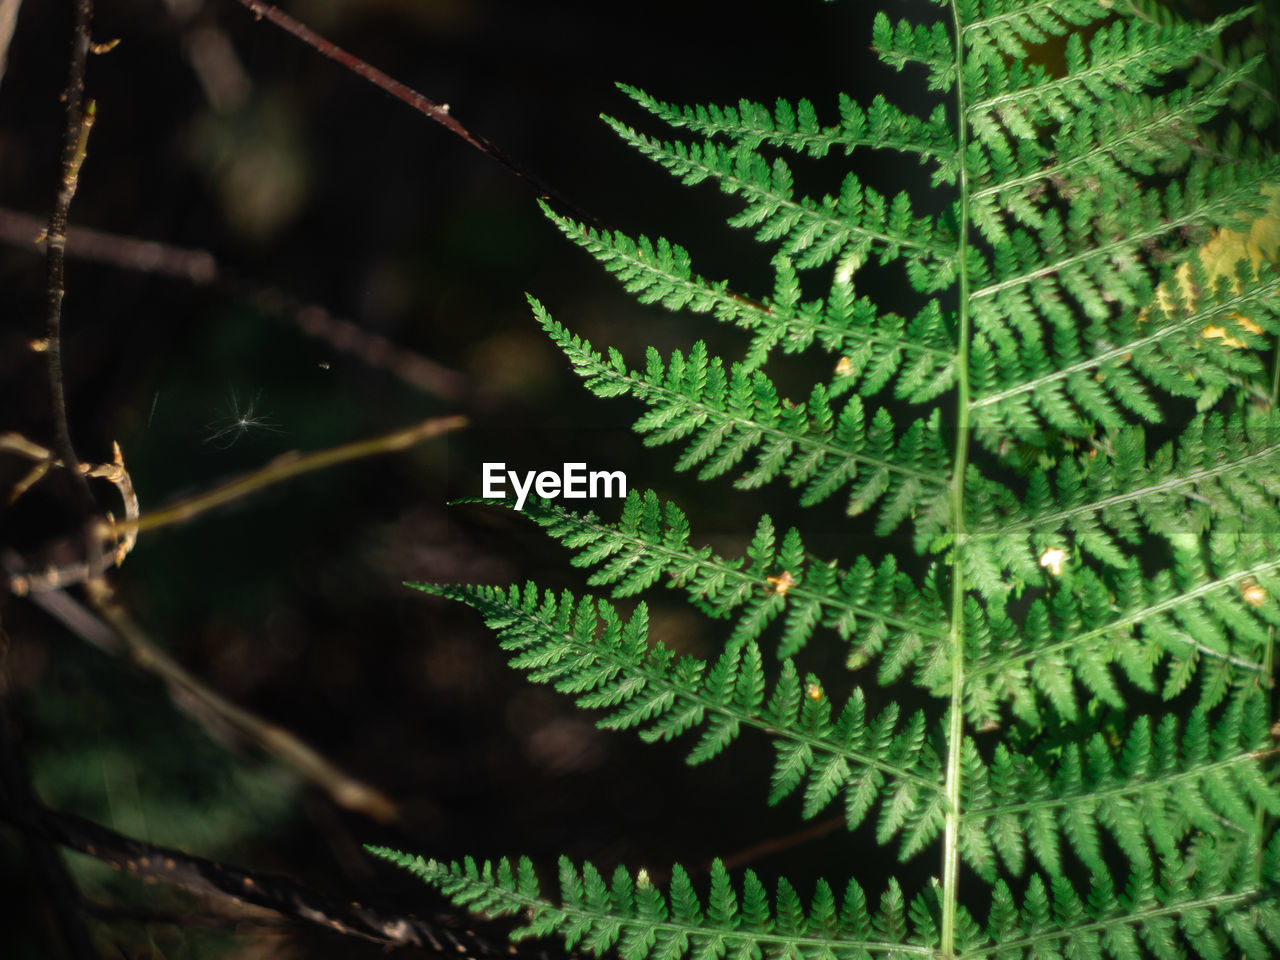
[3,416,464,597]
[0,208,218,283]
[228,0,597,226]
[714,814,845,874]
[2,435,139,596]
[5,580,120,656]
[0,207,470,402]
[8,802,562,954]
[44,0,95,496]
[293,306,471,402]
[118,413,466,538]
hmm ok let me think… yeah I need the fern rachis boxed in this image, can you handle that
[373,2,1280,957]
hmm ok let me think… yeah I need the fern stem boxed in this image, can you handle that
[1270,333,1280,407]
[1257,624,1276,886]
[941,3,973,956]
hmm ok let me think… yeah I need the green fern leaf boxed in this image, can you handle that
[384,2,1280,958]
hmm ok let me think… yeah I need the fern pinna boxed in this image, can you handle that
[371,1,1280,957]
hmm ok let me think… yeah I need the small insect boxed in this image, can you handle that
[805,682,823,701]
[204,388,282,449]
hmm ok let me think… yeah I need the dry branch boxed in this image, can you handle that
[2,414,465,595]
[43,0,96,498]
[4,800,563,954]
[120,413,466,537]
[2,435,139,594]
[0,207,470,401]
[228,0,594,225]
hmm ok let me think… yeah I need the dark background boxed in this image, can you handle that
[0,1,915,957]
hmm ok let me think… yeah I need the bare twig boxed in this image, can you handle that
[118,413,466,538]
[84,903,296,931]
[2,434,139,595]
[43,0,96,498]
[228,0,596,226]
[0,208,218,282]
[6,801,565,955]
[4,415,464,820]
[714,814,845,874]
[0,207,469,401]
[2,415,465,596]
[5,581,120,656]
[293,306,470,401]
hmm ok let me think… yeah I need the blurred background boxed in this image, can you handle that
[0,1,907,956]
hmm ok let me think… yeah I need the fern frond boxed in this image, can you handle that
[970,162,1274,314]
[968,410,1280,580]
[970,259,1280,448]
[969,58,1264,244]
[504,491,946,669]
[1122,0,1280,129]
[616,83,956,179]
[961,0,1108,65]
[541,204,957,383]
[600,117,955,286]
[532,298,952,533]
[873,11,957,93]
[962,699,1280,880]
[540,204,761,323]
[976,840,1280,960]
[967,530,1279,725]
[389,2,1280,957]
[965,12,1251,147]
[967,186,1280,450]
[408,580,941,830]
[367,852,942,960]
[373,822,1280,960]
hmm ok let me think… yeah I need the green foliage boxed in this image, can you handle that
[374,1,1280,957]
